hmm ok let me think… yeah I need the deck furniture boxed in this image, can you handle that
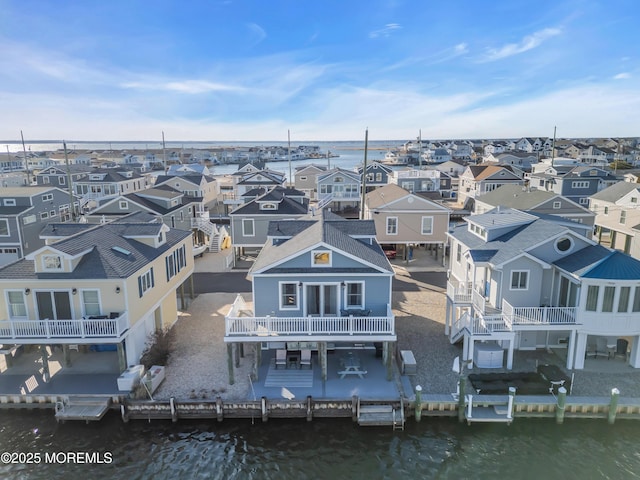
[300,349,312,369]
[595,337,609,358]
[615,339,629,361]
[399,350,417,375]
[275,349,286,369]
[338,353,367,379]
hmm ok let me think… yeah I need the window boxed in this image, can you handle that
[40,212,49,220]
[604,206,609,215]
[632,197,638,204]
[59,176,65,185]
[334,176,343,183]
[421,216,433,235]
[510,271,528,290]
[620,211,626,225]
[42,193,53,201]
[7,291,27,319]
[633,286,640,312]
[312,250,331,266]
[456,244,461,263]
[553,201,561,209]
[386,217,398,235]
[179,211,184,221]
[618,286,631,313]
[23,215,36,225]
[401,182,414,192]
[586,285,599,311]
[166,245,187,281]
[42,255,62,270]
[0,219,9,236]
[572,181,589,189]
[279,283,298,309]
[242,218,255,237]
[579,198,589,205]
[119,201,128,210]
[555,237,573,253]
[3,199,16,206]
[376,173,382,182]
[299,176,307,181]
[345,282,364,308]
[602,286,615,312]
[81,290,101,316]
[138,268,155,297]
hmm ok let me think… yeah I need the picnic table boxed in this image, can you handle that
[338,353,367,379]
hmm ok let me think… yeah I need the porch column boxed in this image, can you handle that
[180,283,185,310]
[572,332,587,370]
[190,274,195,300]
[62,344,72,368]
[117,342,127,372]
[319,342,327,382]
[445,299,451,335]
[466,338,475,370]
[40,345,50,383]
[251,343,260,381]
[227,343,235,385]
[234,342,241,368]
[384,342,394,381]
[506,339,514,370]
[629,336,640,368]
[566,330,577,370]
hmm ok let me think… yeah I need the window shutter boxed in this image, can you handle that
[138,276,143,298]
[166,257,170,281]
[150,267,155,287]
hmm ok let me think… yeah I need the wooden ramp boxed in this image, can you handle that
[55,396,112,422]
[465,395,513,424]
[357,403,405,430]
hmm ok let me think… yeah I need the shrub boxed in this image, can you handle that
[139,329,172,369]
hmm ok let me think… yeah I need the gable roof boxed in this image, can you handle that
[252,209,391,274]
[590,181,640,202]
[554,246,640,280]
[317,167,361,183]
[0,223,190,280]
[365,183,450,211]
[477,184,555,209]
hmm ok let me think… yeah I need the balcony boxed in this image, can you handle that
[224,295,395,342]
[447,281,472,303]
[0,312,129,343]
[502,300,577,326]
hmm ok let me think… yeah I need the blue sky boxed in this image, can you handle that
[0,0,638,141]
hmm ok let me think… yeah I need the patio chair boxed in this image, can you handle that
[275,349,287,369]
[615,339,629,361]
[300,349,312,369]
[585,343,597,358]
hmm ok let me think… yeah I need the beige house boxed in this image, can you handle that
[0,221,193,379]
[590,182,640,257]
[364,184,451,256]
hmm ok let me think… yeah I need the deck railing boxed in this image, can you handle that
[502,300,577,325]
[0,313,129,341]
[472,288,487,313]
[447,281,472,303]
[225,296,394,337]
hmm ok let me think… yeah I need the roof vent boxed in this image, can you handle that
[111,246,132,256]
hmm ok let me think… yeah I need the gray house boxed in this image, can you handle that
[529,166,620,207]
[34,165,94,189]
[357,161,393,192]
[294,164,327,200]
[316,168,361,217]
[229,186,309,258]
[0,186,80,267]
[446,207,640,370]
[224,209,396,382]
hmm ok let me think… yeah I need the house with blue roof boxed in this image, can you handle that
[224,209,396,382]
[446,207,640,370]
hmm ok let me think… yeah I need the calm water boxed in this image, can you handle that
[1,411,639,479]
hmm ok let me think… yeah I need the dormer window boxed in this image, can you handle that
[312,250,331,266]
[43,255,62,270]
[261,203,277,210]
[334,176,344,183]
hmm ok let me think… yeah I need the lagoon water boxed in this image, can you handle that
[1,411,639,479]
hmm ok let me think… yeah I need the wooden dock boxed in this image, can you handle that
[54,396,112,422]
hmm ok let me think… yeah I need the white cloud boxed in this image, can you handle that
[122,80,244,94]
[480,28,562,62]
[454,43,468,55]
[369,23,402,39]
[246,22,267,46]
[614,72,631,80]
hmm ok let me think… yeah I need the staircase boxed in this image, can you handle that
[191,218,229,253]
[357,399,405,430]
[317,193,334,210]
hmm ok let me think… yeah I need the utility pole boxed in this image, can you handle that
[551,126,557,168]
[360,128,369,220]
[20,130,31,185]
[162,131,167,173]
[418,129,422,168]
[63,141,76,220]
[288,129,292,188]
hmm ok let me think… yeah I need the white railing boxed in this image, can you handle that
[0,312,129,341]
[472,288,487,313]
[502,299,577,325]
[473,314,510,335]
[447,281,472,303]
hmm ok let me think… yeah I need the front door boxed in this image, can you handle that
[36,291,72,320]
[305,284,339,316]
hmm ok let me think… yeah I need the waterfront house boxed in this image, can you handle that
[72,167,150,209]
[0,221,193,378]
[224,209,396,382]
[445,207,640,371]
[357,161,393,192]
[224,167,286,210]
[590,181,640,256]
[388,168,452,196]
[34,165,94,189]
[316,168,361,217]
[0,186,81,268]
[529,165,620,207]
[364,184,451,258]
[153,172,219,208]
[474,184,595,227]
[229,186,309,259]
[294,164,327,200]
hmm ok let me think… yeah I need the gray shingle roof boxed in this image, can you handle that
[230,196,308,216]
[590,181,640,202]
[0,223,190,279]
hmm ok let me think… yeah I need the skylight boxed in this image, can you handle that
[112,246,132,256]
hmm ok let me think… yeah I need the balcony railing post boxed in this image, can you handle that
[80,319,86,338]
[45,320,51,339]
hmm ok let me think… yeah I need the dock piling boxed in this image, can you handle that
[555,387,567,424]
[414,385,423,422]
[608,388,620,424]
